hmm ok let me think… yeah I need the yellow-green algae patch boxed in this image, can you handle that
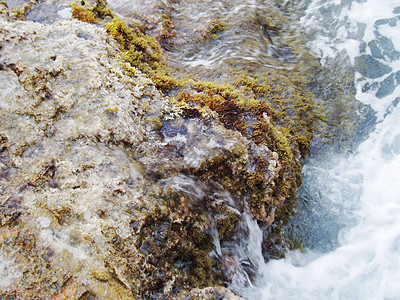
[10,0,40,20]
[176,75,312,225]
[72,0,181,92]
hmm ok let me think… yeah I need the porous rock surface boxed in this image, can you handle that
[0,5,281,299]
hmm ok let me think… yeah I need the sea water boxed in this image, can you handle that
[243,0,400,299]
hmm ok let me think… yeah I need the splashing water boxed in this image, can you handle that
[255,101,400,299]
[227,211,265,296]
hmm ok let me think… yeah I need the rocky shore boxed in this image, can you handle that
[0,1,316,298]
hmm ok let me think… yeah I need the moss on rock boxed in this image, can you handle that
[72,0,181,92]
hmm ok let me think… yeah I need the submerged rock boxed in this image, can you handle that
[354,54,392,79]
[376,73,396,99]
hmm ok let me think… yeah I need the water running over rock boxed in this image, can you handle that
[0,0,321,297]
[1,0,385,298]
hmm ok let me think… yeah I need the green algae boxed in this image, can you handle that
[217,214,240,240]
[159,14,177,41]
[209,19,226,34]
[10,0,40,20]
[206,19,227,39]
[175,74,312,224]
[106,16,181,92]
[72,0,181,92]
[71,0,112,23]
[135,211,219,292]
[71,3,97,23]
[12,6,26,20]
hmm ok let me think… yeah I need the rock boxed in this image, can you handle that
[368,40,383,59]
[0,7,268,299]
[376,73,396,98]
[354,54,392,79]
[0,10,154,299]
[0,0,316,297]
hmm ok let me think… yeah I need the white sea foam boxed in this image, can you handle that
[302,0,400,119]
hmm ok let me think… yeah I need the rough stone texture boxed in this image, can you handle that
[0,5,288,298]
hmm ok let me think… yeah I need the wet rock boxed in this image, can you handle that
[376,73,396,99]
[0,7,251,298]
[354,54,392,79]
[368,40,383,59]
[0,8,154,298]
[0,0,315,297]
